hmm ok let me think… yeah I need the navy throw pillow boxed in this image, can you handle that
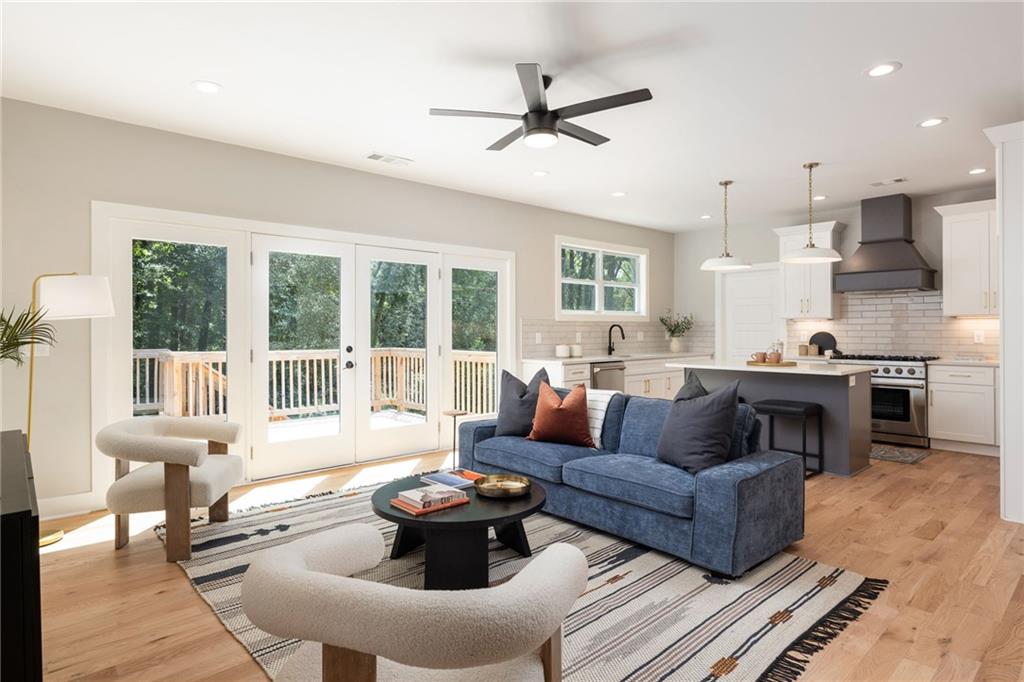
[675,372,709,400]
[656,380,739,474]
[495,369,549,437]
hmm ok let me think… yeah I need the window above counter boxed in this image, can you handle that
[555,235,648,321]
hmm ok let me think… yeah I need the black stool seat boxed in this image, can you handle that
[752,399,823,417]
[752,399,824,477]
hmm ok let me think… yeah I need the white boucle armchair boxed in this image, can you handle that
[95,416,241,562]
[241,524,589,682]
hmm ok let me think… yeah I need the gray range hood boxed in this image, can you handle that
[834,193,936,292]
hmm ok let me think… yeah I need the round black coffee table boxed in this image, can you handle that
[371,475,546,590]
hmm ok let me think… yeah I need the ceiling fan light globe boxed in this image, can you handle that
[523,130,558,149]
[782,245,843,264]
[700,255,752,272]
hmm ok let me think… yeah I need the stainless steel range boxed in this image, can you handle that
[828,354,940,447]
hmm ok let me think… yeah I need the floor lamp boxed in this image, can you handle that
[28,273,115,547]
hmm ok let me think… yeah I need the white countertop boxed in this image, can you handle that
[523,351,710,365]
[665,359,876,377]
[929,358,1000,367]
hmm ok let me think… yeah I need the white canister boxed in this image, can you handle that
[570,344,583,357]
[555,344,571,358]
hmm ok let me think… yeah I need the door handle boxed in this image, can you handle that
[344,361,355,369]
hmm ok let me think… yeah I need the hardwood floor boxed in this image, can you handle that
[39,449,1021,681]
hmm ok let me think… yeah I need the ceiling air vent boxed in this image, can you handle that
[366,152,413,166]
[869,176,908,187]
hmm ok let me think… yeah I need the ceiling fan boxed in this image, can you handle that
[429,63,653,150]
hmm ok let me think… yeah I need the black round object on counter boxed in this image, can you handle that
[808,331,837,354]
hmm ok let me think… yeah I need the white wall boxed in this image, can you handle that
[0,98,675,503]
[674,186,996,320]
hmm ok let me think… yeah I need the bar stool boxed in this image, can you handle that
[751,399,824,477]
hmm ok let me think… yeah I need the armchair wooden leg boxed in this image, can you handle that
[114,514,130,549]
[113,458,131,550]
[323,643,376,682]
[164,462,192,562]
[209,493,229,522]
[540,625,562,682]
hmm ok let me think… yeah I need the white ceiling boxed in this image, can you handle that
[3,2,1021,232]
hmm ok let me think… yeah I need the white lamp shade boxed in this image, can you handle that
[782,245,843,264]
[523,130,558,149]
[38,275,115,320]
[700,255,753,272]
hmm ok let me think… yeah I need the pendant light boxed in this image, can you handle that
[782,162,843,264]
[700,180,752,271]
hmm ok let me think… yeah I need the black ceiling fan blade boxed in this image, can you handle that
[429,108,522,120]
[515,63,548,112]
[557,120,610,146]
[554,88,653,120]
[487,127,525,151]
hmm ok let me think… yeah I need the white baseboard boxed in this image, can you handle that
[931,439,1000,458]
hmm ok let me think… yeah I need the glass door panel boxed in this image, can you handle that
[131,239,228,419]
[442,255,511,453]
[356,246,440,460]
[251,235,355,478]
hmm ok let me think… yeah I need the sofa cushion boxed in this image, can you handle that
[616,397,672,457]
[733,403,760,459]
[562,454,696,519]
[495,369,549,437]
[529,383,596,448]
[106,455,243,514]
[474,436,601,483]
[657,381,739,474]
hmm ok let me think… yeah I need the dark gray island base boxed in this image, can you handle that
[667,362,873,476]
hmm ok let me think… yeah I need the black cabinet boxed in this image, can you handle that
[2,430,44,681]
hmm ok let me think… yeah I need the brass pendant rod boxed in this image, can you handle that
[803,162,819,248]
[719,179,733,257]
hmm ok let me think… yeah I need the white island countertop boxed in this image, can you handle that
[666,359,876,377]
[524,351,710,365]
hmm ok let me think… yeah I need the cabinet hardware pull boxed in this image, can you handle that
[929,389,934,407]
[984,290,988,309]
[993,290,998,310]
[947,373,972,378]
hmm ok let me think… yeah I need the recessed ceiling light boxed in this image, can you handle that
[610,191,627,197]
[968,168,988,175]
[918,117,948,128]
[192,80,222,94]
[532,170,548,177]
[813,195,828,201]
[866,61,902,78]
[700,215,712,220]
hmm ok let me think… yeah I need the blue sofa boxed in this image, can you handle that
[458,394,805,576]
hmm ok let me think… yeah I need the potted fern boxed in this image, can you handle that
[1,308,56,366]
[659,311,695,353]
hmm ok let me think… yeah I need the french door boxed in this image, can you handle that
[355,246,441,461]
[250,235,356,479]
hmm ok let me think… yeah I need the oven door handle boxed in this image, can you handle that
[872,380,926,389]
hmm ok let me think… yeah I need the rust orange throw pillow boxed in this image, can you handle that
[527,382,596,448]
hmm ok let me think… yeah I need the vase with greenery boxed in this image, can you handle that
[659,311,695,353]
[1,307,55,366]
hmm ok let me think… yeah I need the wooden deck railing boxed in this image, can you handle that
[132,348,497,418]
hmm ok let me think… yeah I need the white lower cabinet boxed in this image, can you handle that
[927,365,998,446]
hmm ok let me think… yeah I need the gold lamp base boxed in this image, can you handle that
[39,529,65,547]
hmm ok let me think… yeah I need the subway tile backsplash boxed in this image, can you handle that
[520,318,716,359]
[787,290,1000,359]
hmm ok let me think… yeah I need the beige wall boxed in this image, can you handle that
[1,98,675,501]
[674,185,996,321]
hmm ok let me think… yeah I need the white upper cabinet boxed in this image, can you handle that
[935,200,998,317]
[773,221,845,319]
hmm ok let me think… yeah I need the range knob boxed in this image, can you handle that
[895,367,903,374]
[882,367,891,374]
[907,368,916,375]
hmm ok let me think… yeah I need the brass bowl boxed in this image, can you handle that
[474,474,532,498]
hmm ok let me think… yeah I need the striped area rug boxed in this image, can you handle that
[158,484,886,681]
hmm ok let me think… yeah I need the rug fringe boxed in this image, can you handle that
[757,577,889,682]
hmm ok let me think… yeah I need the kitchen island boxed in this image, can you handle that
[666,360,875,476]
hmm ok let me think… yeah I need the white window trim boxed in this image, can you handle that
[554,235,649,321]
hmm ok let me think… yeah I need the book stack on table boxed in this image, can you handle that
[389,470,485,516]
